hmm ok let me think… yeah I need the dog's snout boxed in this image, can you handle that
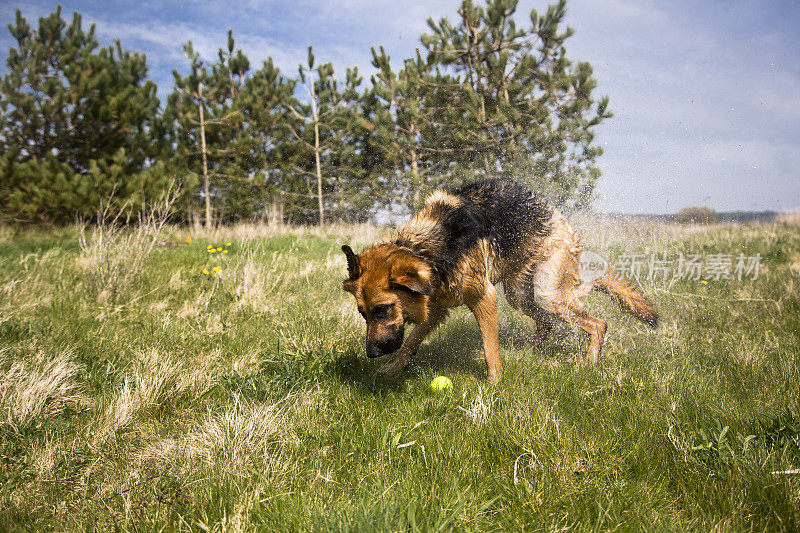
[366,342,385,358]
[366,324,405,358]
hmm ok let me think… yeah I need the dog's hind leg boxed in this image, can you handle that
[531,248,607,365]
[556,306,607,365]
[375,305,448,378]
[528,306,555,346]
[503,281,554,347]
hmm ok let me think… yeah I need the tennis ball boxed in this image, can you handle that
[430,376,453,392]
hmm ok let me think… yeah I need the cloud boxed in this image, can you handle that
[91,19,194,60]
[563,0,800,212]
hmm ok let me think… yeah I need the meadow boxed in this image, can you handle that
[0,215,798,531]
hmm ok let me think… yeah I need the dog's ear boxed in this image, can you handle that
[342,245,360,280]
[390,251,433,296]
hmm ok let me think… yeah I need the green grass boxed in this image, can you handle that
[0,218,798,531]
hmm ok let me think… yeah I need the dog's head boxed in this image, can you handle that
[341,244,434,358]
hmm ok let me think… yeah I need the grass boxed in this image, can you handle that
[0,217,798,531]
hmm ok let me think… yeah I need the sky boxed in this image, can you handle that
[1,0,798,214]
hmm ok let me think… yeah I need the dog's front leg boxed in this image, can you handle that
[468,284,502,384]
[375,305,448,377]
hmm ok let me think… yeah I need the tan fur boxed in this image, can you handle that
[424,190,462,208]
[593,272,659,327]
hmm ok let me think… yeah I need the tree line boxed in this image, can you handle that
[0,0,611,226]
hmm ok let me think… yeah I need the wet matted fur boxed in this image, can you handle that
[341,179,658,383]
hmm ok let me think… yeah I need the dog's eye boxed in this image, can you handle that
[371,304,392,321]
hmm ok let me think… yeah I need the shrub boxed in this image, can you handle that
[674,206,718,225]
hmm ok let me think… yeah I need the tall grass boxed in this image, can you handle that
[0,349,81,431]
[0,218,798,531]
[78,190,177,301]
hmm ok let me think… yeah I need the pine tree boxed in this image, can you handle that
[370,47,464,211]
[420,0,611,207]
[238,57,297,224]
[348,81,393,221]
[1,1,611,225]
[0,7,165,223]
[165,43,213,226]
[166,32,252,225]
[325,65,376,222]
[284,47,368,224]
[208,31,257,221]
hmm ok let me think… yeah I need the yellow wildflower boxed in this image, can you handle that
[216,247,222,252]
[226,242,231,246]
[700,280,708,284]
[214,266,221,273]
[207,244,213,249]
[186,236,192,243]
[208,249,214,253]
[202,269,209,275]
[222,249,228,254]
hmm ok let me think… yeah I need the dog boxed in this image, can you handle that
[341,179,658,383]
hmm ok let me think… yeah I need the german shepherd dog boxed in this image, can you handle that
[341,179,657,383]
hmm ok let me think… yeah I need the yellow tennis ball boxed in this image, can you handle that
[430,376,452,392]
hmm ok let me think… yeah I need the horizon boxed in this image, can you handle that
[1,0,798,215]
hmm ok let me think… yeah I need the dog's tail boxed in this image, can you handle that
[593,272,659,327]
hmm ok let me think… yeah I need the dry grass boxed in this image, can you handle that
[0,225,14,244]
[184,221,383,247]
[0,270,54,319]
[137,393,293,475]
[96,348,205,440]
[232,251,285,313]
[778,210,800,226]
[458,385,497,426]
[567,212,684,253]
[0,349,82,430]
[78,192,177,301]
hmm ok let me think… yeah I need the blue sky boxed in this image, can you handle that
[1,0,798,214]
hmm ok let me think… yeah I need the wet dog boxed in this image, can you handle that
[341,179,657,383]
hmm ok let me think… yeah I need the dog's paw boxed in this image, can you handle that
[488,369,503,385]
[374,360,405,378]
